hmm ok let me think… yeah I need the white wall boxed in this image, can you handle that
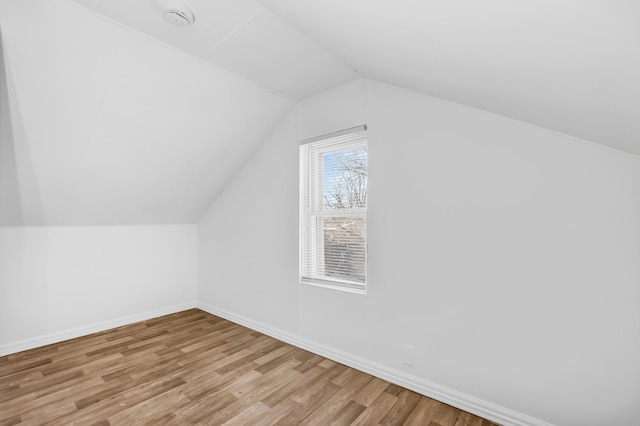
[0,225,197,355]
[198,79,640,426]
[198,111,300,335]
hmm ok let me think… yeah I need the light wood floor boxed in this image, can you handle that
[0,309,499,425]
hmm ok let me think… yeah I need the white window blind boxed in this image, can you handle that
[300,126,367,293]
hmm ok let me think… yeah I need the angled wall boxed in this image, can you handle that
[0,0,290,356]
[0,31,18,223]
[198,79,640,426]
[0,0,292,226]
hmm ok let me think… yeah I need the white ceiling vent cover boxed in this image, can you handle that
[163,1,195,27]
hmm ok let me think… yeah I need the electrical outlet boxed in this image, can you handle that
[402,344,415,367]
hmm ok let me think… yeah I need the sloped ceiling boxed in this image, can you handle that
[1,0,639,227]
[260,0,640,154]
[0,0,294,225]
[65,0,359,99]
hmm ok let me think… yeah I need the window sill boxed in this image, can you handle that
[300,278,367,295]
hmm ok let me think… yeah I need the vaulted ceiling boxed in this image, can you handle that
[1,0,639,225]
[68,0,640,154]
[260,0,640,154]
[64,0,359,99]
[0,0,298,225]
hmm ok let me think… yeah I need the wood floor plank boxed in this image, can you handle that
[294,354,324,374]
[0,377,105,421]
[0,358,51,381]
[260,364,326,408]
[454,411,484,426]
[353,376,390,406]
[0,415,22,426]
[21,370,84,400]
[404,396,441,425]
[104,379,192,425]
[178,391,238,424]
[330,400,367,425]
[230,360,301,399]
[318,358,336,368]
[376,387,422,425]
[19,402,77,426]
[288,363,348,404]
[0,309,500,425]
[352,391,399,425]
[254,343,296,365]
[298,372,373,426]
[430,400,464,426]
[221,401,270,425]
[253,398,301,425]
[274,382,342,425]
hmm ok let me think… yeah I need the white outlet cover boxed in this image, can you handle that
[403,344,415,367]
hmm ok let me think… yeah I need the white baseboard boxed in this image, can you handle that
[198,302,553,426]
[0,301,197,357]
[0,300,553,426]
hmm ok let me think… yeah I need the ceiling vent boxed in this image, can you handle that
[163,1,195,27]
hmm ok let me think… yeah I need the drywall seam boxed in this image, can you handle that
[198,302,555,426]
[0,301,197,357]
[60,0,291,101]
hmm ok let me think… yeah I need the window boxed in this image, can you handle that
[300,126,368,293]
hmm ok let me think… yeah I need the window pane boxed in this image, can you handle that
[322,216,366,283]
[322,146,367,210]
[300,127,367,292]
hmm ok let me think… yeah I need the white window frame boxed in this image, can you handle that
[300,125,368,294]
